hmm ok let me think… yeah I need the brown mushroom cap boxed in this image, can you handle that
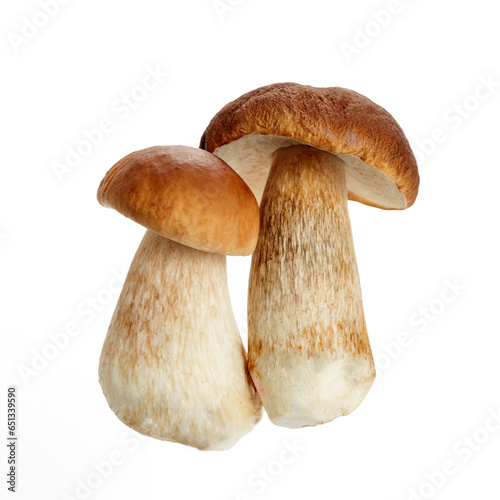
[200,83,419,209]
[97,145,259,256]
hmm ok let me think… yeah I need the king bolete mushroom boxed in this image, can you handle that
[97,145,262,450]
[200,83,419,428]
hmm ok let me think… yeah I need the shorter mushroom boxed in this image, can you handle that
[98,145,262,450]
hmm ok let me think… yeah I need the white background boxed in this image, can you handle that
[1,0,499,499]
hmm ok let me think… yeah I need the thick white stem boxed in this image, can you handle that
[248,145,375,428]
[99,230,261,450]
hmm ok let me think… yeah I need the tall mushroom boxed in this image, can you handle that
[97,145,262,450]
[200,83,419,428]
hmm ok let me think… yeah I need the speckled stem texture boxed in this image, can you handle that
[248,145,376,428]
[99,230,261,450]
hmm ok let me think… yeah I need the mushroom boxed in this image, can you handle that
[97,145,262,450]
[200,83,419,428]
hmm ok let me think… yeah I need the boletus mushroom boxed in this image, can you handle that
[97,145,262,450]
[200,83,419,428]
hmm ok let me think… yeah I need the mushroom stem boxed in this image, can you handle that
[99,229,261,450]
[248,144,375,428]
